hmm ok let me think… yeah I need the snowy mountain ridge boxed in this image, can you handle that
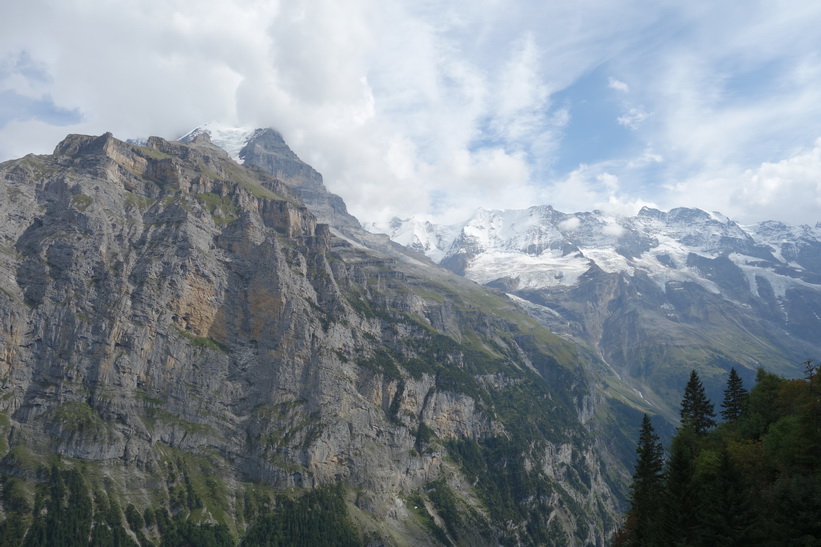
[164,123,821,392]
[367,205,821,412]
[365,206,821,299]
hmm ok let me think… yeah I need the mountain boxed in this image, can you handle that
[0,130,647,545]
[369,206,821,418]
[180,121,360,230]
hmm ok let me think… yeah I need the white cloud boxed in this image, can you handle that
[597,194,657,218]
[0,0,666,224]
[2,0,821,227]
[538,166,603,214]
[487,33,551,145]
[558,216,581,231]
[608,77,629,93]
[626,146,663,168]
[663,139,821,226]
[602,223,625,237]
[0,0,277,147]
[538,163,659,219]
[616,106,648,130]
[420,146,539,221]
[597,173,619,193]
[628,5,821,176]
[741,145,821,209]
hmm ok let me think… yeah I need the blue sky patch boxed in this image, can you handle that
[0,90,83,129]
[551,66,639,174]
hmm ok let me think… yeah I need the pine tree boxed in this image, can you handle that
[658,427,698,546]
[697,448,758,545]
[614,414,664,546]
[720,367,747,422]
[680,370,716,434]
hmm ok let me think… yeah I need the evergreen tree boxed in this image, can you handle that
[614,414,664,546]
[680,370,716,434]
[720,367,747,422]
[617,367,821,545]
[0,513,28,547]
[21,467,94,547]
[658,427,698,546]
[697,448,758,545]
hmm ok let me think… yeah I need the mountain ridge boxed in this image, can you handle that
[366,205,821,292]
[366,204,821,420]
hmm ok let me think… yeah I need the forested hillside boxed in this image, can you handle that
[615,363,821,545]
[0,467,358,546]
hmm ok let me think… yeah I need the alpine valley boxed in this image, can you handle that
[0,124,655,546]
[1,121,817,546]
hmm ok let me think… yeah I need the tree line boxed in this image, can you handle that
[614,363,821,546]
[0,467,356,546]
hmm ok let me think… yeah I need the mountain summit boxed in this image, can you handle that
[180,122,359,229]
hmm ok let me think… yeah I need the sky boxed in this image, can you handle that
[2,1,821,226]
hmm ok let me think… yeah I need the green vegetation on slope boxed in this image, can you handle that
[615,362,821,545]
[0,466,359,546]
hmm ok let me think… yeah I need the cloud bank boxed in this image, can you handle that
[2,0,821,226]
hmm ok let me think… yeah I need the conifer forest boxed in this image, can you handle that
[614,364,821,546]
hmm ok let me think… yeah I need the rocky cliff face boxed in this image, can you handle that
[0,132,631,545]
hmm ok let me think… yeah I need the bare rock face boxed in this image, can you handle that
[237,128,360,229]
[0,132,624,545]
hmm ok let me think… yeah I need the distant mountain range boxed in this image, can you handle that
[366,206,821,417]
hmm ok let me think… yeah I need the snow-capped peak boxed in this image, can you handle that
[178,121,257,161]
[364,217,463,263]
